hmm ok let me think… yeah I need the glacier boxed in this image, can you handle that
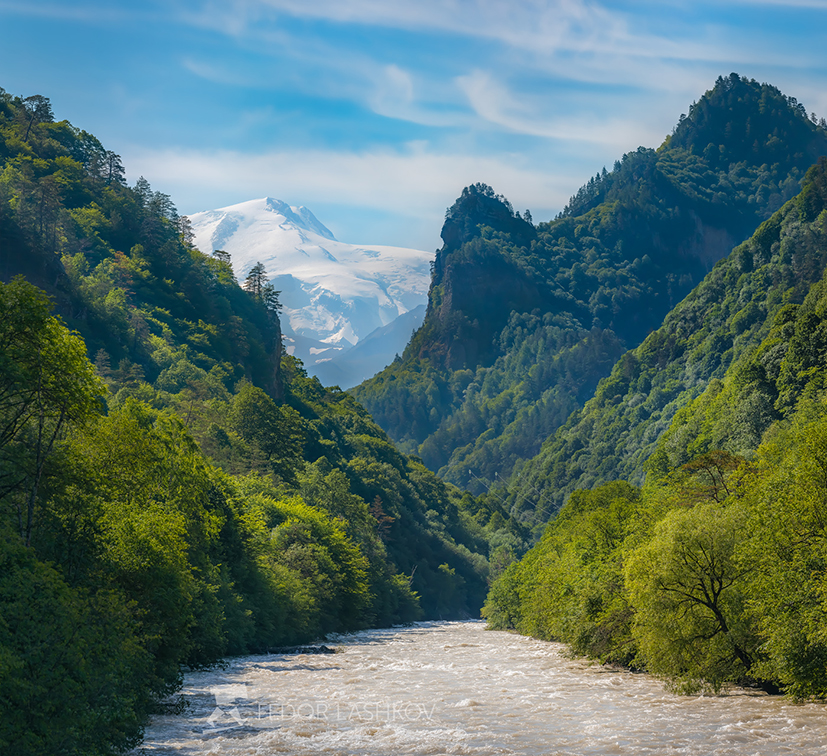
[188,198,433,387]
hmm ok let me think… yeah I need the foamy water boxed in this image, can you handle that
[136,621,826,755]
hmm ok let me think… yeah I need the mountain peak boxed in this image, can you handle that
[188,197,337,252]
[188,198,434,385]
[667,72,827,167]
[558,73,827,221]
[262,197,336,241]
[440,182,535,250]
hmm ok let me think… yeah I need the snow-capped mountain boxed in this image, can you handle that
[188,198,433,386]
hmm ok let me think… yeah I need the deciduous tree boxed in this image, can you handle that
[0,278,105,545]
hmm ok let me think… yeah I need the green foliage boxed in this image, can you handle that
[414,315,625,491]
[485,159,827,698]
[0,89,283,400]
[740,413,827,698]
[1,357,439,752]
[229,382,303,481]
[0,88,500,754]
[625,500,758,694]
[49,400,228,683]
[483,481,646,666]
[242,260,282,316]
[655,178,827,467]
[626,413,827,697]
[486,448,773,694]
[0,277,105,545]
[267,355,505,618]
[511,156,827,527]
[0,536,152,756]
[0,84,493,626]
[240,483,372,636]
[354,75,827,495]
[297,462,422,626]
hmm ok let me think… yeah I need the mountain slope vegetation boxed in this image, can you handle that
[509,157,827,525]
[484,159,827,698]
[0,87,525,755]
[352,75,827,496]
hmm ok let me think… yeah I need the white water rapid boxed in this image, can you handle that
[136,621,826,755]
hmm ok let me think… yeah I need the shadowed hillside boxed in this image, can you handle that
[353,74,827,496]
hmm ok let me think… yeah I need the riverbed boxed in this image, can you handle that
[136,621,826,755]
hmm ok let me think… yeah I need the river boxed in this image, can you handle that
[136,621,826,755]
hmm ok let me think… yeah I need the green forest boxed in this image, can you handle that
[484,157,827,696]
[353,74,827,498]
[0,87,525,755]
[354,74,827,698]
[5,69,827,755]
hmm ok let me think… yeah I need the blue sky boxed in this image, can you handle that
[2,1,827,250]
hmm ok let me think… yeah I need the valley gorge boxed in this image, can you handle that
[3,72,827,756]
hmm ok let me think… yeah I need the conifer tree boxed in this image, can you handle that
[244,261,282,315]
[21,94,53,141]
[243,261,267,299]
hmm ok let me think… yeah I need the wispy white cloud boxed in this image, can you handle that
[174,0,820,137]
[181,57,258,87]
[209,0,625,55]
[365,65,476,129]
[188,0,809,66]
[122,142,576,239]
[457,70,669,147]
[7,0,823,247]
[369,64,414,116]
[177,19,477,131]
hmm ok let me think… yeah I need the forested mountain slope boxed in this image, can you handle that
[0,92,284,397]
[0,87,525,755]
[0,84,520,617]
[655,157,827,466]
[509,157,827,526]
[483,160,827,699]
[352,74,827,494]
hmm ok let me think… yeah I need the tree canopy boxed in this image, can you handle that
[353,75,827,499]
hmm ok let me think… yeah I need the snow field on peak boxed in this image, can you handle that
[188,197,433,387]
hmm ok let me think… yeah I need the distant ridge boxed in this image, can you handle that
[509,157,827,524]
[314,304,427,389]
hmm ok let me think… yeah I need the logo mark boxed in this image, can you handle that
[206,684,249,732]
